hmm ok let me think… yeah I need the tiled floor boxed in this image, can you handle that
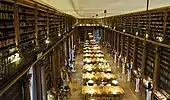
[68,46,139,100]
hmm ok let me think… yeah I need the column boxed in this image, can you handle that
[71,34,74,60]
[122,57,127,74]
[41,65,46,100]
[122,62,125,74]
[73,30,77,49]
[140,41,147,98]
[64,40,67,66]
[119,34,124,68]
[103,27,105,44]
[73,31,76,46]
[110,31,114,50]
[35,4,39,47]
[14,1,23,58]
[153,46,160,90]
[52,49,57,86]
[113,31,116,51]
[127,69,131,81]
[68,36,71,62]
[66,37,69,60]
[56,46,61,85]
[126,36,130,63]
[132,39,137,70]
[146,89,152,100]
[116,33,120,56]
[127,63,132,81]
[116,33,120,68]
[109,30,112,48]
[105,29,108,44]
[135,77,140,92]
[76,28,79,46]
[71,35,75,71]
[35,64,42,100]
[114,52,117,65]
[84,29,87,41]
[22,73,31,100]
[62,41,67,66]
[117,55,121,68]
[113,31,117,62]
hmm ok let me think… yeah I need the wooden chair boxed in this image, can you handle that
[96,80,101,85]
[102,92,108,100]
[108,92,113,100]
[83,81,87,86]
[115,92,122,100]
[92,77,96,82]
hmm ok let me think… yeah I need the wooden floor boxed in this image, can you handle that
[68,46,140,100]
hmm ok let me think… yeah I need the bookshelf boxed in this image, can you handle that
[68,16,72,30]
[63,15,67,33]
[116,32,120,54]
[159,47,170,94]
[114,16,122,31]
[145,43,155,79]
[150,10,164,42]
[114,31,118,53]
[110,31,114,49]
[48,9,56,42]
[139,13,147,37]
[128,37,134,62]
[165,10,170,43]
[0,0,16,84]
[120,34,123,55]
[112,17,115,28]
[113,31,116,51]
[4,81,23,100]
[0,0,76,90]
[37,5,47,50]
[100,5,170,98]
[41,55,52,90]
[125,14,132,33]
[136,39,143,71]
[18,3,36,55]
[119,16,123,31]
[0,0,15,49]
[60,14,63,36]
[122,15,126,31]
[132,14,139,35]
[57,14,61,36]
[123,36,128,57]
[55,12,60,39]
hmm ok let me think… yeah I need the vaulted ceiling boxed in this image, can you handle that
[39,0,170,18]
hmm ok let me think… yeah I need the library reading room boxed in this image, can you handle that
[0,0,170,100]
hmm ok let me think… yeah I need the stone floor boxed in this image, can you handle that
[68,46,140,100]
